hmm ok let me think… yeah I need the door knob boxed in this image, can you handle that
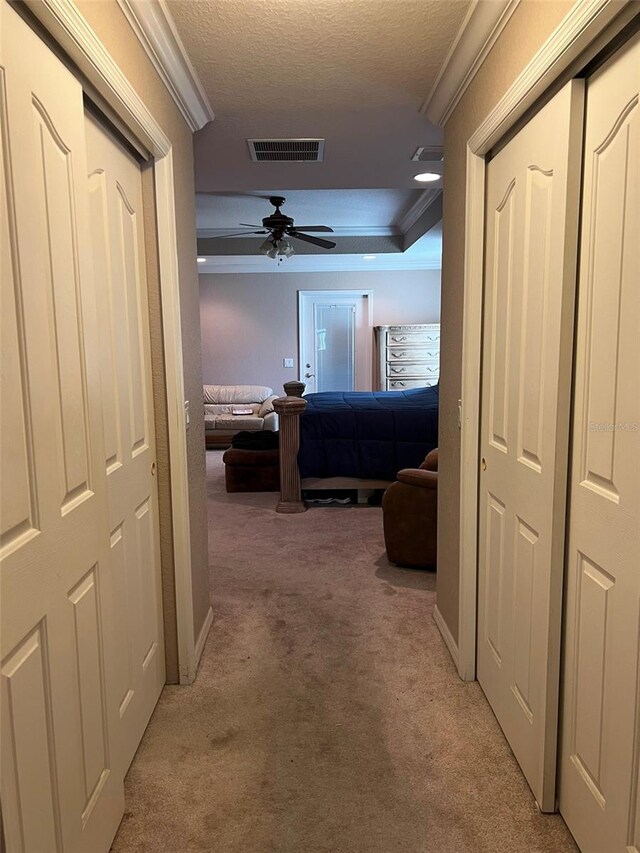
[481,457,487,471]
[305,372,315,378]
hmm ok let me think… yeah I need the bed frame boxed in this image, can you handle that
[273,382,391,513]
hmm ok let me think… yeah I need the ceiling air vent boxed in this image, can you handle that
[411,146,444,162]
[247,138,325,162]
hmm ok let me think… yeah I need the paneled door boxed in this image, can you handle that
[559,33,640,853]
[85,112,165,776]
[1,5,124,851]
[477,81,584,811]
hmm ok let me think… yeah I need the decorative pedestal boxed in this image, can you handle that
[283,380,305,398]
[273,395,307,513]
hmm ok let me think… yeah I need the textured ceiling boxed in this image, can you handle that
[168,0,468,192]
[169,0,467,112]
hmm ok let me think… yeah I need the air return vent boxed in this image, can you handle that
[411,146,444,162]
[247,138,325,162]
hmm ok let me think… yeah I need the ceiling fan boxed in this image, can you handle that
[213,196,336,259]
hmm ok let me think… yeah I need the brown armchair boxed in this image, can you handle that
[382,448,438,568]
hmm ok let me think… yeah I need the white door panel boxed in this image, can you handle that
[85,112,165,777]
[559,33,640,853]
[298,291,372,393]
[1,5,123,851]
[477,81,584,811]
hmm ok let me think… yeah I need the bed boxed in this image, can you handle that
[273,383,439,512]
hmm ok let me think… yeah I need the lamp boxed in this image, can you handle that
[259,235,295,260]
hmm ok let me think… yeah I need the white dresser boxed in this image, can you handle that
[375,323,440,390]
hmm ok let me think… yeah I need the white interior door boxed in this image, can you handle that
[559,33,640,853]
[85,112,165,776]
[477,80,584,811]
[1,5,123,850]
[299,291,372,393]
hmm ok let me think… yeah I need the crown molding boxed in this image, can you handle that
[468,0,633,154]
[396,188,442,234]
[422,0,521,126]
[197,254,441,275]
[25,0,171,156]
[116,0,214,131]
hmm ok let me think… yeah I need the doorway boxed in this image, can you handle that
[474,27,639,853]
[0,3,196,849]
[298,290,373,393]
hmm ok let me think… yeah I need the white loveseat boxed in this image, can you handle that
[203,384,279,448]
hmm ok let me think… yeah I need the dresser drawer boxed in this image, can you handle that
[387,362,439,379]
[387,378,438,390]
[376,323,440,391]
[387,345,440,362]
[386,330,440,346]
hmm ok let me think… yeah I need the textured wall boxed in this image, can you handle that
[76,0,210,680]
[437,0,574,643]
[200,269,441,392]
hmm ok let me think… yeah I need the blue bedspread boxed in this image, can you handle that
[298,385,439,480]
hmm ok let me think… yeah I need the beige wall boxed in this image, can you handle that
[200,269,441,392]
[76,0,210,680]
[437,1,574,642]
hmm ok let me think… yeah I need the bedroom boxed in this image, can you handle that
[194,53,446,497]
[2,2,638,852]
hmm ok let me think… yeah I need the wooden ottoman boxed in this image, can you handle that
[222,447,280,493]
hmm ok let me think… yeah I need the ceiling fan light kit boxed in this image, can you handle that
[260,236,295,260]
[213,196,336,260]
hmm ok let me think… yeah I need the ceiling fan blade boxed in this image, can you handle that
[289,231,336,249]
[210,230,268,238]
[239,223,264,228]
[288,226,334,233]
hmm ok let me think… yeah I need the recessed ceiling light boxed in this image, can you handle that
[197,257,207,263]
[414,172,440,183]
[362,255,377,260]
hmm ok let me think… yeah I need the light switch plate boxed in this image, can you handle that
[283,358,294,368]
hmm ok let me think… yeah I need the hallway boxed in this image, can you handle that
[110,453,577,853]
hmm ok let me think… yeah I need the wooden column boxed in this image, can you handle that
[273,395,307,513]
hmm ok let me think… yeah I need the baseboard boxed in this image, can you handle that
[433,605,459,670]
[194,605,213,670]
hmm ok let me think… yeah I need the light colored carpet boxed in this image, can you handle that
[110,452,578,853]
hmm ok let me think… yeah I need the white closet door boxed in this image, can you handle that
[85,112,165,776]
[1,5,123,851]
[477,80,584,811]
[559,33,640,853]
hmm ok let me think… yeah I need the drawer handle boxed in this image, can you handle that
[391,351,407,358]
[391,335,408,342]
[391,367,406,373]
